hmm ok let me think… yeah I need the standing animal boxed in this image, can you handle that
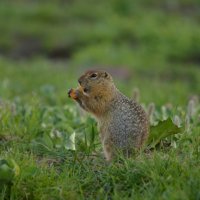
[68,70,149,161]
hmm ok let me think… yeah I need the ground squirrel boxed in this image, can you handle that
[68,70,149,161]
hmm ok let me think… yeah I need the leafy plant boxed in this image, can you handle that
[147,118,183,148]
[0,159,20,188]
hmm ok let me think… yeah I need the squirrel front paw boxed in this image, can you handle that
[68,88,79,100]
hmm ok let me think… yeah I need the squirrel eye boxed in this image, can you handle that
[90,73,97,78]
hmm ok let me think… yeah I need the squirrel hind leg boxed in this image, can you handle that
[103,142,114,162]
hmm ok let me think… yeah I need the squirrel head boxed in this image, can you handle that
[78,70,114,97]
[69,70,117,117]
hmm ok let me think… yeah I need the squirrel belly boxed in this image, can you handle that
[68,70,149,161]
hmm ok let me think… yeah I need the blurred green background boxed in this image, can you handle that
[0,1,200,199]
[0,0,200,105]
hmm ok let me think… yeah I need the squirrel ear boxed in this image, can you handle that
[104,72,109,78]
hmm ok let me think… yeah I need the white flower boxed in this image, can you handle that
[65,132,76,150]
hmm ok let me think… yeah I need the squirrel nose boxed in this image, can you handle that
[78,78,82,85]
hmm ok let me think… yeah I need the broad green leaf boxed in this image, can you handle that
[43,133,54,149]
[147,118,183,148]
[0,159,14,184]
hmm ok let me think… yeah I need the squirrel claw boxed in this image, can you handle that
[68,89,73,97]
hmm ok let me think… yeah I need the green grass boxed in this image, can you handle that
[0,59,200,200]
[0,0,200,199]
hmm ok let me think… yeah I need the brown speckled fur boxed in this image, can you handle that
[68,70,149,161]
